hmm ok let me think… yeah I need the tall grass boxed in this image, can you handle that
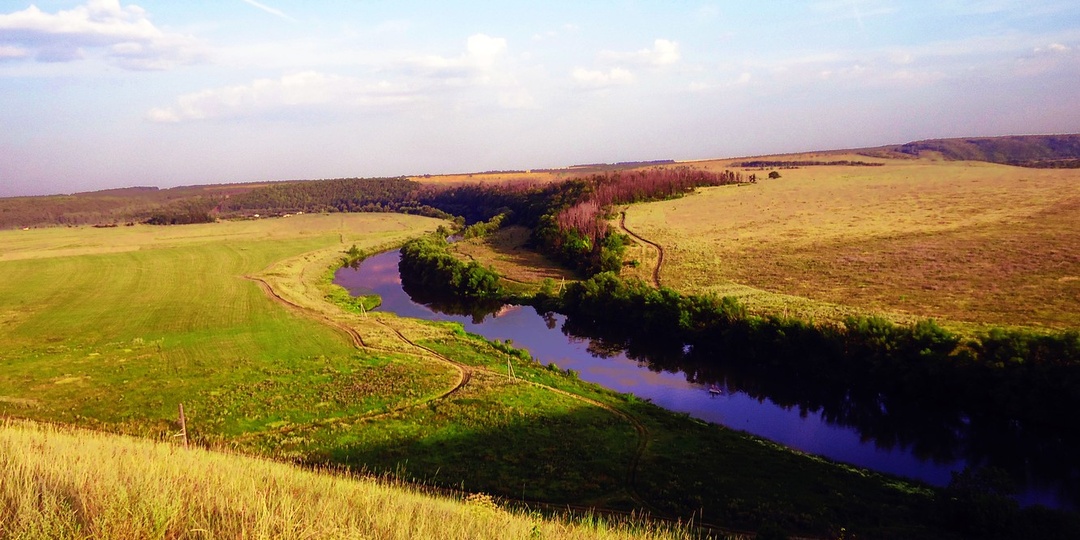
[0,421,701,540]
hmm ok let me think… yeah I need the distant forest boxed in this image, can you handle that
[4,133,1079,230]
[734,160,884,168]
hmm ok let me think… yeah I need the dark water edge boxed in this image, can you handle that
[335,249,1078,511]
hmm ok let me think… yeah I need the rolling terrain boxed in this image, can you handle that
[3,135,1079,538]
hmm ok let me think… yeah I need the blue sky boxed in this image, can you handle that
[1,0,1078,196]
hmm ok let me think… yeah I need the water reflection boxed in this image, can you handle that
[334,249,1077,510]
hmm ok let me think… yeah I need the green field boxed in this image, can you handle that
[1,212,971,538]
[0,214,453,435]
[616,156,1080,331]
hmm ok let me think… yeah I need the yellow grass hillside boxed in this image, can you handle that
[0,421,698,540]
[617,157,1080,330]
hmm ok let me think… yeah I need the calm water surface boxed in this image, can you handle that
[335,249,1074,510]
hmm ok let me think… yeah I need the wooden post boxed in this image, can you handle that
[178,403,189,449]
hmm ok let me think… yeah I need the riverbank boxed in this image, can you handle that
[336,243,1080,538]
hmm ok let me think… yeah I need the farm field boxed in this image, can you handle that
[0,211,961,537]
[617,157,1080,331]
[0,214,451,436]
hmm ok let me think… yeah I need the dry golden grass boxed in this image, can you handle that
[451,226,577,285]
[411,170,569,186]
[618,158,1080,330]
[0,420,698,540]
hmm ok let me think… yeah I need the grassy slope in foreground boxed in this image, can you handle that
[0,420,690,540]
[618,156,1080,331]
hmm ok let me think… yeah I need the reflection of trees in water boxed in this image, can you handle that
[559,313,1080,509]
[399,279,504,324]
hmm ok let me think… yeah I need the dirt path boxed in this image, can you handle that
[371,317,472,400]
[248,268,657,518]
[246,276,367,348]
[371,314,652,509]
[618,210,664,288]
[236,277,471,443]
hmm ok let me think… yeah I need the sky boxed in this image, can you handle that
[0,1,1078,197]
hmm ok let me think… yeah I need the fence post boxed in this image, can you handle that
[178,403,189,449]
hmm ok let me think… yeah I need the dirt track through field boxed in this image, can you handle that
[619,210,664,288]
[247,269,657,514]
[237,276,470,443]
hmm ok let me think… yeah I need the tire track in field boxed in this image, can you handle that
[248,273,656,516]
[238,276,471,444]
[370,315,653,509]
[246,276,366,348]
[619,210,664,288]
[370,318,472,400]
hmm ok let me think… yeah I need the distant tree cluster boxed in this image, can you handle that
[144,197,218,225]
[218,177,434,216]
[734,160,884,168]
[535,167,748,274]
[1006,159,1080,169]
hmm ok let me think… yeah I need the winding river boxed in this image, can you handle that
[335,249,1077,511]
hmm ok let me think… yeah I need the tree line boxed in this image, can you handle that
[537,272,1080,437]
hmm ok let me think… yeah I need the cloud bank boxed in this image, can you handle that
[0,0,205,69]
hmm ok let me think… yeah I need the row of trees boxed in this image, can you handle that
[218,177,450,217]
[398,233,502,300]
[544,272,1080,432]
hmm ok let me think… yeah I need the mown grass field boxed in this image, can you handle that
[617,156,1080,331]
[0,214,450,436]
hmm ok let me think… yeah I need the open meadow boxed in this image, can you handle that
[0,214,453,435]
[617,156,1080,331]
[0,211,966,538]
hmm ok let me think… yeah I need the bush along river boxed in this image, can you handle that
[336,248,1079,512]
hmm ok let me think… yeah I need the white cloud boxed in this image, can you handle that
[1035,43,1071,53]
[572,67,634,88]
[601,39,681,66]
[0,44,28,59]
[466,34,506,69]
[147,71,417,122]
[0,0,205,70]
[889,51,915,65]
[410,33,507,75]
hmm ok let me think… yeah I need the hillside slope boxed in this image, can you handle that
[0,420,693,540]
[880,134,1080,167]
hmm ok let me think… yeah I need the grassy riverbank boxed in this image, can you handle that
[0,213,957,538]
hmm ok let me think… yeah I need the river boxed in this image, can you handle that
[335,248,1076,511]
